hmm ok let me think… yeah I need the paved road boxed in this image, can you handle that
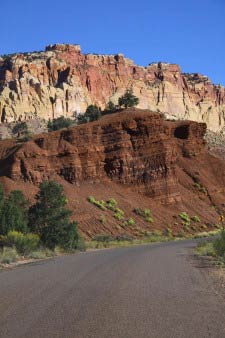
[0,240,225,338]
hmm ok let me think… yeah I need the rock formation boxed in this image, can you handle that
[0,44,224,132]
[1,108,225,237]
[0,109,207,203]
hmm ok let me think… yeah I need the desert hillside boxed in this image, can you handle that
[0,108,225,238]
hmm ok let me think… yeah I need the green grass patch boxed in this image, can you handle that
[0,247,19,264]
[195,242,216,256]
[195,230,225,264]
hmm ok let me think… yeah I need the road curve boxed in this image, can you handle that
[0,240,225,338]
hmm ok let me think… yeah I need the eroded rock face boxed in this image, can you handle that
[0,109,206,203]
[0,44,224,132]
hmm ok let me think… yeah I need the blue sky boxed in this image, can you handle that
[0,0,224,85]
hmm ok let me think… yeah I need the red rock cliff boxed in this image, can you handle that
[0,109,206,203]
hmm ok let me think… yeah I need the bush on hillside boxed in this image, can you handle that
[47,116,74,131]
[2,231,40,255]
[103,101,117,115]
[77,105,101,124]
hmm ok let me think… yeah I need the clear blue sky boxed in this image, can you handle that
[0,0,224,85]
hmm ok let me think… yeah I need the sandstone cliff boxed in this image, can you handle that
[0,44,224,132]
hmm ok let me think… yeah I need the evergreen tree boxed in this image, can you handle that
[47,116,74,132]
[85,105,101,122]
[103,101,117,115]
[77,105,101,124]
[118,90,139,108]
[29,181,79,250]
[0,190,29,235]
[12,122,28,137]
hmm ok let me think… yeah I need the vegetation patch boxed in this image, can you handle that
[106,198,118,211]
[99,215,106,224]
[47,116,75,131]
[191,215,201,223]
[114,208,125,221]
[134,208,154,223]
[179,212,191,224]
[88,196,107,211]
[193,182,207,194]
[124,218,135,226]
[195,230,225,265]
[0,181,85,267]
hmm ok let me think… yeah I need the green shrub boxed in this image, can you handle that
[193,182,207,194]
[76,237,86,252]
[5,231,40,255]
[134,207,153,223]
[114,208,125,221]
[100,215,106,224]
[12,121,29,138]
[77,105,101,124]
[27,250,50,260]
[0,247,19,264]
[134,208,143,216]
[143,209,151,217]
[196,242,216,257]
[213,230,225,257]
[106,198,118,210]
[177,231,185,238]
[87,196,106,210]
[151,230,162,237]
[179,212,191,225]
[47,116,74,131]
[93,234,114,242]
[145,216,154,223]
[127,218,135,226]
[103,101,117,115]
[115,234,133,241]
[123,218,135,226]
[191,216,201,223]
[201,224,208,230]
[114,212,124,221]
[164,228,173,237]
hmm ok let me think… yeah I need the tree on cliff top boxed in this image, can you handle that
[47,116,74,131]
[77,105,101,124]
[118,90,139,108]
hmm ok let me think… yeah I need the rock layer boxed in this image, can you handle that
[0,44,224,132]
[0,109,206,203]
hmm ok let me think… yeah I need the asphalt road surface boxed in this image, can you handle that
[1,240,225,338]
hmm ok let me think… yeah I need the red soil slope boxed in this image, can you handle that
[0,109,224,238]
